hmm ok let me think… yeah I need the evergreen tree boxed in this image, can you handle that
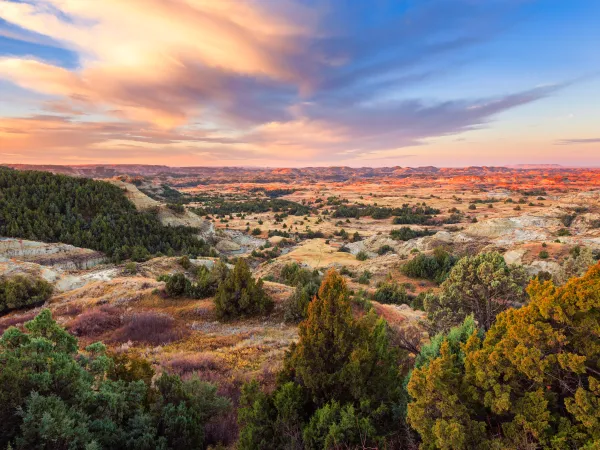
[425,252,528,332]
[408,263,600,449]
[213,259,273,320]
[0,310,230,449]
[286,269,358,405]
[239,269,406,449]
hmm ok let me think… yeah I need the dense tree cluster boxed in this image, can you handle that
[162,261,230,299]
[0,274,53,314]
[391,204,440,224]
[390,226,435,241]
[0,310,230,449]
[332,202,439,223]
[280,263,321,287]
[408,263,600,449]
[214,259,273,320]
[238,270,406,449]
[0,168,209,260]
[193,198,309,216]
[249,187,298,198]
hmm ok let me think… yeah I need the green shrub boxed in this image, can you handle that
[539,250,549,259]
[280,263,321,287]
[162,261,230,300]
[356,250,369,261]
[390,227,434,241]
[0,275,53,314]
[424,252,528,333]
[180,255,191,269]
[284,281,320,323]
[401,247,458,284]
[373,280,410,305]
[377,245,394,255]
[165,272,190,297]
[357,270,371,285]
[281,263,322,323]
[0,310,230,449]
[339,266,354,277]
[124,262,137,274]
[557,228,571,236]
[214,259,273,320]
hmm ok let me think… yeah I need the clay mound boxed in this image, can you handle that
[465,215,562,238]
[344,234,396,256]
[158,208,210,230]
[50,276,163,306]
[463,214,562,244]
[0,238,106,270]
[0,259,61,284]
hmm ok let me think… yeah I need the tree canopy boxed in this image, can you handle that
[214,259,273,320]
[408,263,600,449]
[238,270,406,449]
[0,168,210,260]
[0,310,229,449]
[424,252,529,332]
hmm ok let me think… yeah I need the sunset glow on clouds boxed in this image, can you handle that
[0,0,599,166]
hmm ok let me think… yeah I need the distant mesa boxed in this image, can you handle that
[505,164,564,169]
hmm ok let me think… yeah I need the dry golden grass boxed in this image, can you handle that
[278,238,360,269]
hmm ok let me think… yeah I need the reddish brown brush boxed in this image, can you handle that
[112,311,186,346]
[0,311,37,334]
[165,352,224,375]
[54,304,83,317]
[67,305,122,337]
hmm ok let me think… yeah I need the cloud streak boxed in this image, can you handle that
[555,138,600,145]
[0,0,572,165]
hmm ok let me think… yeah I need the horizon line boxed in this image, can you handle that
[4,163,600,170]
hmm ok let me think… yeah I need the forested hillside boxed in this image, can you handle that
[0,168,209,260]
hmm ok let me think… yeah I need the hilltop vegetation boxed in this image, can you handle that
[0,310,229,449]
[1,167,600,449]
[193,198,309,217]
[0,168,210,260]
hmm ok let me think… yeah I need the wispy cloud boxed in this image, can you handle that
[0,0,573,164]
[555,138,600,145]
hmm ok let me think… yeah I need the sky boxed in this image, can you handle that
[0,0,599,168]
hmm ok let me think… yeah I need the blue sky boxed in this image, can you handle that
[0,0,598,166]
